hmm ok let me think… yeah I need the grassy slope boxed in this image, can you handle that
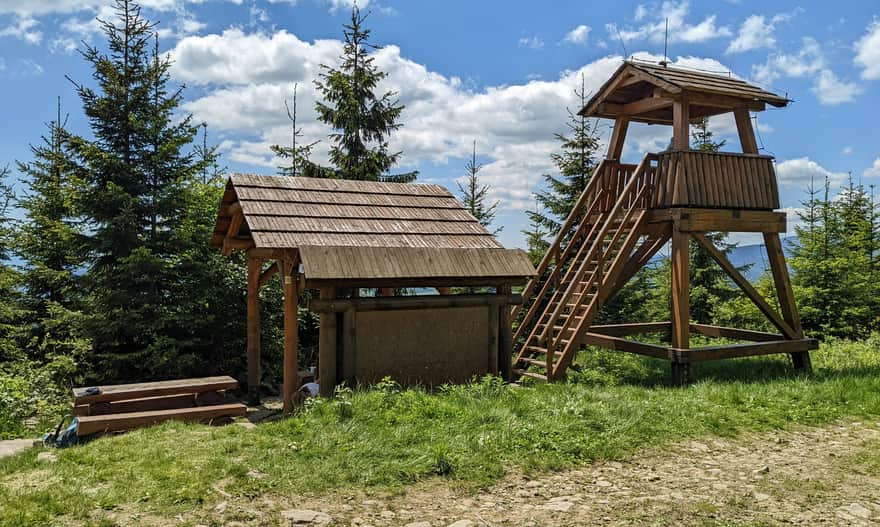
[1,337,879,526]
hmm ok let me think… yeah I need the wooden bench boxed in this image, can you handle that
[72,376,247,436]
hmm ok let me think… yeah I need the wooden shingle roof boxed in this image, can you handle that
[580,60,790,124]
[212,174,534,285]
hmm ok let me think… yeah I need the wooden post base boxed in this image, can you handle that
[671,361,690,386]
[791,351,812,372]
[247,386,260,407]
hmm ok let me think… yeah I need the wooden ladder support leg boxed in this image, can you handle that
[763,233,812,372]
[246,256,262,406]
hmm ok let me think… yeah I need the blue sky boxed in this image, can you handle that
[1,0,879,248]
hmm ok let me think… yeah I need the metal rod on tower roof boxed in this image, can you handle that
[662,17,669,67]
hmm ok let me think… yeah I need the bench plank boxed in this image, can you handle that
[73,376,238,405]
[76,403,247,436]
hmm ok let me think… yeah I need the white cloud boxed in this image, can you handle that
[726,11,798,54]
[564,25,591,44]
[854,19,880,80]
[49,36,77,54]
[726,15,775,54]
[812,69,862,105]
[0,15,41,44]
[171,29,740,213]
[843,146,853,155]
[776,157,847,189]
[609,1,731,45]
[518,35,544,50]
[863,158,880,179]
[752,37,824,85]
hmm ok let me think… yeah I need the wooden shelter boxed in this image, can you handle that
[212,175,534,410]
[513,60,817,384]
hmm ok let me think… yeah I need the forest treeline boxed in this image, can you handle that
[1,0,878,437]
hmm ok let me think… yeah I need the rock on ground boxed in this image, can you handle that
[281,509,332,526]
[0,439,35,458]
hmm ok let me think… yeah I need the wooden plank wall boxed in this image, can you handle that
[650,151,779,210]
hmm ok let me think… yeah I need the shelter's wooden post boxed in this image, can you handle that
[607,116,630,160]
[734,109,759,155]
[318,286,338,396]
[281,257,299,413]
[488,303,499,375]
[498,285,513,381]
[436,287,452,295]
[670,228,690,384]
[672,96,690,150]
[763,233,811,371]
[341,308,357,383]
[246,256,262,406]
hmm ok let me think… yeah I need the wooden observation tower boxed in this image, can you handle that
[513,61,817,384]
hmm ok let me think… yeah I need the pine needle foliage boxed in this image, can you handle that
[314,6,416,182]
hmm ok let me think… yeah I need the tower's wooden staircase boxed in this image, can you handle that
[513,155,657,381]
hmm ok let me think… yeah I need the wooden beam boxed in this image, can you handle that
[692,233,797,339]
[436,287,452,295]
[221,211,245,256]
[258,261,279,288]
[378,287,394,297]
[670,229,690,348]
[309,293,524,313]
[281,258,299,413]
[672,95,690,150]
[76,403,246,437]
[690,323,783,342]
[318,286,337,397]
[581,332,671,360]
[623,96,673,116]
[498,285,513,382]
[686,339,818,362]
[606,116,630,160]
[246,257,262,406]
[763,233,811,370]
[647,209,787,232]
[72,376,238,405]
[590,322,672,337]
[734,109,759,154]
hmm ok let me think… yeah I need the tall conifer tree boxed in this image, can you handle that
[16,98,89,361]
[457,141,500,234]
[527,74,600,234]
[67,0,204,380]
[314,5,416,182]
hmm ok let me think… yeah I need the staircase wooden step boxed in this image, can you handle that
[520,357,549,367]
[514,369,548,382]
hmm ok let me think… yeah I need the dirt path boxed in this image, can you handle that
[127,421,880,526]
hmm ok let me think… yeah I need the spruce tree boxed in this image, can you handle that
[15,98,90,362]
[457,141,500,234]
[67,0,205,381]
[528,74,601,234]
[522,202,549,267]
[0,166,25,363]
[270,84,320,177]
[314,5,416,182]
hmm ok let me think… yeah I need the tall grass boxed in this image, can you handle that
[1,336,879,526]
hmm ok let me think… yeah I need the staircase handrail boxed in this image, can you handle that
[539,155,653,345]
[550,183,651,350]
[512,159,611,320]
[511,188,607,347]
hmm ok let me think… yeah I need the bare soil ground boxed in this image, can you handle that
[92,420,880,526]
